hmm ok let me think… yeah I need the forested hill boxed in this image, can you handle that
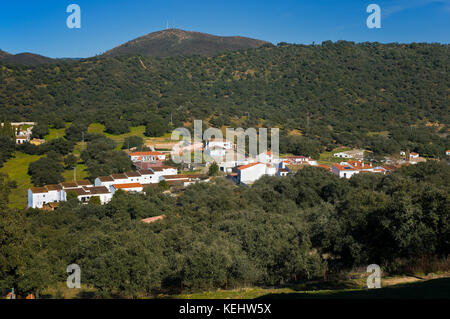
[0,49,56,65]
[103,29,270,57]
[0,41,448,155]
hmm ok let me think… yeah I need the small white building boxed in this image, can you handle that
[257,151,275,164]
[333,152,353,159]
[28,187,54,209]
[205,138,234,151]
[129,151,166,163]
[94,176,115,188]
[331,160,387,179]
[151,166,178,180]
[16,135,30,144]
[62,186,113,205]
[287,156,318,166]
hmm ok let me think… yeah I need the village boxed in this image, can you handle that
[27,130,440,210]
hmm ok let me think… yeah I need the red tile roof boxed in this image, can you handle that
[237,162,262,170]
[130,151,164,156]
[112,183,143,189]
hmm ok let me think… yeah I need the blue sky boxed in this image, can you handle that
[0,0,449,58]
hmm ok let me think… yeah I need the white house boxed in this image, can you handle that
[110,183,144,195]
[333,152,353,159]
[62,186,112,204]
[138,170,159,184]
[95,176,115,188]
[204,138,234,159]
[219,159,249,173]
[129,151,166,163]
[205,145,229,158]
[446,150,450,156]
[205,138,234,151]
[287,156,318,166]
[28,180,99,208]
[28,187,53,209]
[410,152,419,159]
[150,166,178,181]
[16,135,30,144]
[257,151,275,164]
[237,162,268,184]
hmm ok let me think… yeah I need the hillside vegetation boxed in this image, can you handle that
[103,29,270,57]
[1,41,448,158]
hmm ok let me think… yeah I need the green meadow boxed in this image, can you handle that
[0,152,43,208]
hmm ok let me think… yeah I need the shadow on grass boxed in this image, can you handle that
[257,278,450,300]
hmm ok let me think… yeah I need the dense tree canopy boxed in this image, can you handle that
[0,161,448,297]
[0,42,448,157]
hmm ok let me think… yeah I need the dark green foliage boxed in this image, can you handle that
[31,122,49,139]
[0,162,448,296]
[145,114,167,137]
[122,136,144,150]
[89,196,101,205]
[0,121,15,167]
[64,154,78,169]
[104,118,130,135]
[0,42,448,157]
[81,135,133,180]
[65,122,89,142]
[208,162,219,176]
[28,156,64,186]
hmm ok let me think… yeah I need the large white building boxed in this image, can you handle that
[237,162,277,184]
[28,180,112,208]
[27,166,216,209]
[331,160,388,179]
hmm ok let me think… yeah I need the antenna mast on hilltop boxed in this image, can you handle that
[166,20,169,30]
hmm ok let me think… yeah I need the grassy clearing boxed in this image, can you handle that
[319,147,352,165]
[171,277,450,300]
[62,163,88,182]
[88,123,146,149]
[35,275,450,299]
[88,123,175,150]
[44,123,71,141]
[0,152,43,208]
[367,131,389,137]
